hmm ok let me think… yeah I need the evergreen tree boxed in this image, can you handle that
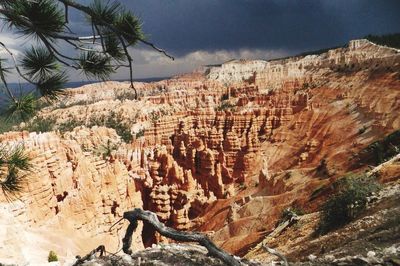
[0,0,173,196]
[0,0,173,119]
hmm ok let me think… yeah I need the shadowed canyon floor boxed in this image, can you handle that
[0,39,400,265]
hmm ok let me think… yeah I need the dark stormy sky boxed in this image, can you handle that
[1,0,400,81]
[128,0,400,55]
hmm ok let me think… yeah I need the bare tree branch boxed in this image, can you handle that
[139,39,175,60]
[63,2,69,24]
[122,208,242,266]
[72,245,106,266]
[64,39,102,53]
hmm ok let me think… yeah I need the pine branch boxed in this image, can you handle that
[55,0,174,83]
[0,144,31,201]
[64,2,69,23]
[0,61,17,103]
[0,41,37,85]
[38,34,79,68]
[139,39,175,60]
[0,0,173,118]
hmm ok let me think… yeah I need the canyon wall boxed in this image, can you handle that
[206,39,400,88]
[1,38,399,263]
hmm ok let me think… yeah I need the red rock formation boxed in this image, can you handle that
[1,39,399,262]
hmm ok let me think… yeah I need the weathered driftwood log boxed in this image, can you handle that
[122,208,242,266]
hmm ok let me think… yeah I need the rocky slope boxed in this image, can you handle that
[0,38,399,265]
[248,172,400,266]
[73,244,258,266]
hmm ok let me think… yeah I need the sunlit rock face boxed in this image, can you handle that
[1,39,400,264]
[0,128,144,265]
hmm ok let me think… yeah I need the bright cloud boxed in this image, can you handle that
[112,47,289,80]
[0,29,288,82]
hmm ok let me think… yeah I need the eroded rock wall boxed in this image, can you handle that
[1,38,399,263]
[0,128,144,264]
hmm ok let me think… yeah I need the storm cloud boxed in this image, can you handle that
[1,0,400,81]
[127,0,400,55]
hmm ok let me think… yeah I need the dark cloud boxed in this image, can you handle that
[2,0,400,81]
[119,0,400,57]
[68,0,400,57]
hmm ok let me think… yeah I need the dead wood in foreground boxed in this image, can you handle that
[73,208,289,266]
[72,245,105,266]
[122,208,242,266]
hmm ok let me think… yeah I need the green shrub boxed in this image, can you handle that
[48,250,58,262]
[149,111,160,122]
[105,112,132,143]
[52,111,133,142]
[87,111,133,143]
[115,89,137,101]
[217,101,235,111]
[317,174,380,235]
[221,93,229,101]
[135,128,145,138]
[58,119,83,133]
[96,139,118,158]
[0,116,20,133]
[25,116,56,133]
[309,185,328,201]
[360,130,400,165]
